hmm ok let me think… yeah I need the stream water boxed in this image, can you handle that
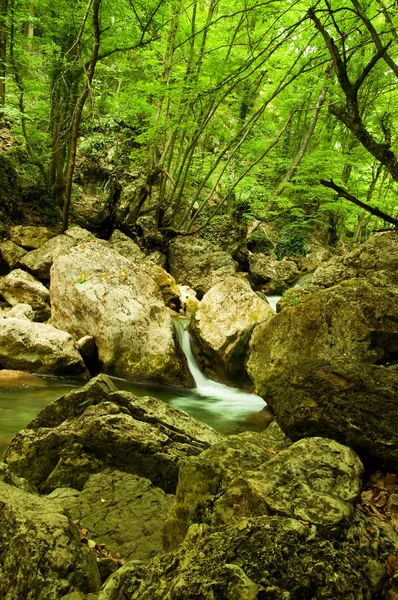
[0,318,269,456]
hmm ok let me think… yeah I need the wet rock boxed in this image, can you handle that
[0,318,88,376]
[56,469,174,561]
[248,278,398,394]
[5,302,34,320]
[0,240,26,270]
[164,435,362,550]
[179,285,200,316]
[104,511,397,600]
[4,374,222,494]
[19,234,75,280]
[10,225,56,250]
[50,240,185,385]
[248,253,300,293]
[168,237,238,298]
[263,358,398,472]
[0,480,101,599]
[0,269,50,321]
[191,277,274,384]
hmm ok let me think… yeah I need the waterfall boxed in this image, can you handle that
[172,318,266,415]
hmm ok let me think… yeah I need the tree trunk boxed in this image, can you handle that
[0,0,8,121]
[61,0,102,232]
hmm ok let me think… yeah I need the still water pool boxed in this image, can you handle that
[0,375,268,457]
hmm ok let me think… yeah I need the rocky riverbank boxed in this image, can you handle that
[0,225,397,598]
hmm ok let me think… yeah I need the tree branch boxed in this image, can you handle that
[319,179,398,227]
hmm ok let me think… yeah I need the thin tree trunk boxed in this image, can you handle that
[61,0,102,232]
[0,0,8,121]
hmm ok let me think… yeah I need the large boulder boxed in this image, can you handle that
[4,302,34,320]
[248,278,398,393]
[0,318,87,376]
[10,225,56,250]
[110,230,181,309]
[164,424,292,550]
[0,240,26,270]
[19,234,75,280]
[248,253,300,293]
[191,277,274,384]
[279,231,398,310]
[168,237,238,298]
[4,374,222,494]
[262,358,398,472]
[0,480,100,599]
[50,240,185,385]
[101,511,398,600]
[164,435,362,550]
[0,269,50,321]
[51,469,174,561]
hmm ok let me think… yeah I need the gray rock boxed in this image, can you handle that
[0,318,88,376]
[168,237,238,297]
[0,269,50,321]
[109,229,145,262]
[0,480,100,599]
[20,234,75,279]
[50,240,186,385]
[4,374,222,494]
[10,225,56,249]
[58,469,174,561]
[5,302,34,320]
[0,240,26,269]
[191,277,274,384]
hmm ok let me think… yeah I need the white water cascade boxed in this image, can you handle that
[172,318,266,419]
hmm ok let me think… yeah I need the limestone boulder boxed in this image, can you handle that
[0,318,88,376]
[65,226,97,243]
[52,469,174,561]
[4,374,222,494]
[278,231,398,311]
[102,511,398,600]
[10,225,56,249]
[0,269,50,321]
[263,358,398,472]
[179,285,200,316]
[248,253,300,293]
[19,234,75,280]
[5,302,34,320]
[164,424,292,550]
[110,230,180,309]
[0,480,100,599]
[164,435,362,551]
[50,240,185,385]
[168,237,238,298]
[0,240,26,270]
[248,278,398,394]
[191,277,274,384]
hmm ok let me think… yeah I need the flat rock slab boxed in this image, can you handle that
[0,480,100,599]
[4,374,222,494]
[53,469,174,561]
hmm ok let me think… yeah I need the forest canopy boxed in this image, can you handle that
[0,0,397,251]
